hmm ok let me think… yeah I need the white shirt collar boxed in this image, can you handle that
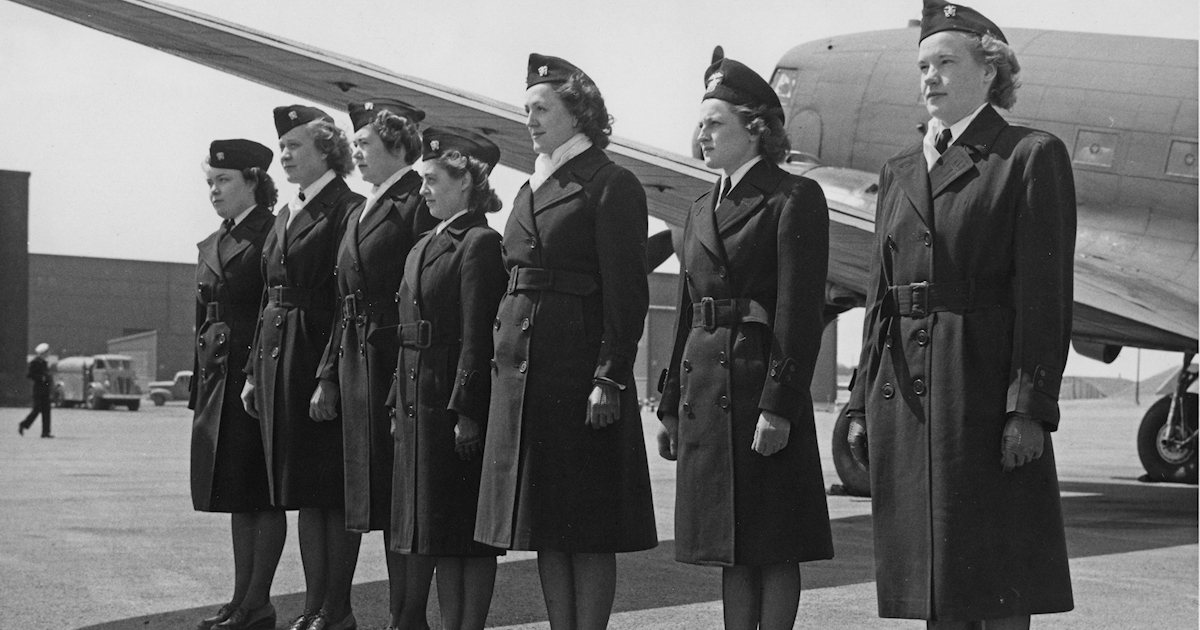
[288,169,336,223]
[529,133,592,191]
[229,204,256,228]
[360,165,412,223]
[725,155,764,193]
[434,209,470,235]
[923,102,989,172]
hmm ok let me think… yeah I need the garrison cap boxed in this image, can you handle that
[527,53,588,88]
[348,98,426,132]
[208,139,273,171]
[920,0,1007,44]
[421,126,501,171]
[273,104,333,138]
[702,51,784,122]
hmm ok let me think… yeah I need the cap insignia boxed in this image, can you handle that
[216,152,225,161]
[430,140,440,151]
[538,65,549,76]
[288,110,298,120]
[706,71,723,93]
[944,5,957,17]
[365,102,374,110]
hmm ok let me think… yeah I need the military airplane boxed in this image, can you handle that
[11,0,1197,492]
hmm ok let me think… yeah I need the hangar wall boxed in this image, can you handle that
[0,171,31,405]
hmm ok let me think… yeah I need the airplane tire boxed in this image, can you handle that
[831,404,871,497]
[1137,393,1198,484]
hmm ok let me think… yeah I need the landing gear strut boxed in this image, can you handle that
[1137,352,1198,484]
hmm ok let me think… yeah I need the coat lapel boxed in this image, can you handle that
[531,145,609,215]
[219,206,272,269]
[287,177,347,247]
[197,231,223,279]
[889,146,935,229]
[691,184,725,261]
[345,202,364,268]
[361,170,422,242]
[512,184,536,238]
[929,105,1008,198]
[715,160,781,236]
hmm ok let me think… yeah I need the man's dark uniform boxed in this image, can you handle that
[20,355,52,437]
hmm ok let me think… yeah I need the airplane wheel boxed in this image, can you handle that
[831,404,871,497]
[1137,393,1198,484]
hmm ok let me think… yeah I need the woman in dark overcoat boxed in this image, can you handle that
[240,105,364,630]
[656,55,833,630]
[846,5,1075,627]
[312,98,436,630]
[474,54,657,630]
[388,127,507,630]
[190,139,285,630]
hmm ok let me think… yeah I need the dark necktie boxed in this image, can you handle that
[222,218,235,233]
[298,191,306,202]
[935,128,953,155]
[718,177,731,203]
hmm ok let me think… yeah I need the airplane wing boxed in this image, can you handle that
[11,0,1196,355]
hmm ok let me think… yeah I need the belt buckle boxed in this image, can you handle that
[415,320,432,349]
[206,302,222,322]
[700,297,716,331]
[909,281,929,317]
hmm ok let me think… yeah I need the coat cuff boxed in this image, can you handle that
[758,357,806,419]
[593,349,632,386]
[448,368,489,423]
[1006,363,1062,430]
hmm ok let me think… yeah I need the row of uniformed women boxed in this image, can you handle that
[190,50,833,630]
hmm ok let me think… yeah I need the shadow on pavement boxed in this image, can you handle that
[77,480,1196,629]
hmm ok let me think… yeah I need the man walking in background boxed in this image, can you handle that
[19,342,53,438]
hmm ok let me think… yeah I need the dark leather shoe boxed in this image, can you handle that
[41,434,54,438]
[215,603,275,630]
[286,610,318,630]
[306,610,356,630]
[197,603,234,629]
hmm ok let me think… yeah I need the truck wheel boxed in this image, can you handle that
[831,404,871,497]
[1138,393,1198,484]
[151,393,166,406]
[52,387,64,408]
[127,400,140,411]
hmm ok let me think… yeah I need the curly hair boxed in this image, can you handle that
[306,119,354,177]
[968,33,1021,110]
[371,110,422,164]
[554,71,613,149]
[433,151,502,215]
[731,103,792,164]
[243,166,278,210]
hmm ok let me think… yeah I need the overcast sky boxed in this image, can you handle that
[1,0,1195,379]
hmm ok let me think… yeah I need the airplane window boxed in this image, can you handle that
[1072,130,1117,168]
[771,68,798,101]
[1166,140,1198,179]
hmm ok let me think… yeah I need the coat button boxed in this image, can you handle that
[198,338,206,348]
[280,256,286,265]
[683,402,694,419]
[884,337,892,348]
[355,289,363,300]
[521,318,530,331]
[887,235,895,251]
[922,231,932,247]
[271,347,279,358]
[912,378,926,395]
[217,333,226,344]
[882,382,895,399]
[409,368,417,380]
[518,360,528,373]
[406,404,415,418]
[718,351,727,365]
[494,318,501,330]
[528,238,537,249]
[274,315,283,327]
[916,329,929,346]
[718,395,729,409]
[717,266,727,278]
[352,262,360,271]
[682,360,691,372]
[338,347,344,357]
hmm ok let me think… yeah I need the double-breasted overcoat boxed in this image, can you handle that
[847,105,1076,620]
[475,145,658,553]
[248,175,362,510]
[658,159,834,566]
[316,170,435,531]
[388,212,506,556]
[189,205,274,513]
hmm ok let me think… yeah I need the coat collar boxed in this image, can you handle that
[927,104,1008,198]
[285,176,349,248]
[359,169,422,242]
[532,144,610,214]
[199,205,272,278]
[421,211,487,270]
[690,159,783,259]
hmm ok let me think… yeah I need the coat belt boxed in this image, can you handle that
[397,320,459,349]
[506,266,598,296]
[205,301,259,323]
[691,297,772,331]
[342,292,395,323]
[881,279,1012,318]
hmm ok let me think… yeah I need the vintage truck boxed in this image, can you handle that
[53,354,143,411]
[147,370,193,406]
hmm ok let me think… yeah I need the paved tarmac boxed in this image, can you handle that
[0,399,1195,629]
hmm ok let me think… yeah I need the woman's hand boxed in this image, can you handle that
[309,379,340,422]
[752,411,791,456]
[455,415,483,460]
[586,382,620,429]
[240,378,259,419]
[1001,414,1045,472]
[658,414,679,461]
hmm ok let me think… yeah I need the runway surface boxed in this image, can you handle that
[0,399,1195,629]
